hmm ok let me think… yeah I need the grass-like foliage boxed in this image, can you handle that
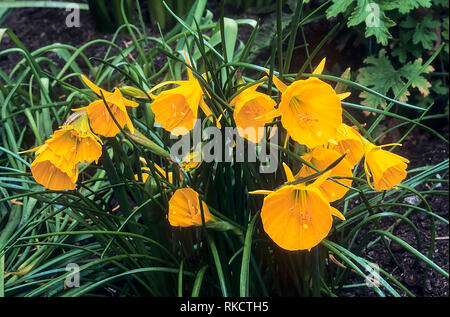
[0,0,448,297]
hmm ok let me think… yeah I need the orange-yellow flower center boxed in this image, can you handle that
[243,100,263,117]
[291,189,312,229]
[290,96,319,125]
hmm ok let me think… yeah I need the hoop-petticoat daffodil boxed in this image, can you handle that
[296,147,353,202]
[168,188,215,227]
[327,123,364,167]
[45,114,103,165]
[22,114,102,191]
[148,52,212,136]
[230,81,276,143]
[266,59,350,149]
[250,164,345,251]
[75,75,139,137]
[28,145,79,191]
[362,138,410,191]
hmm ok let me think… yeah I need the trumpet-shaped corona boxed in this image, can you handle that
[230,82,276,143]
[296,147,353,202]
[328,123,364,167]
[168,188,215,227]
[75,75,139,137]
[23,114,101,191]
[268,59,344,148]
[362,138,409,190]
[46,114,103,165]
[251,165,345,251]
[149,52,212,136]
[29,145,78,191]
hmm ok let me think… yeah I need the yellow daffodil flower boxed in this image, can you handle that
[75,75,139,137]
[296,147,353,202]
[230,81,276,143]
[250,164,345,251]
[168,188,215,227]
[22,114,102,191]
[267,59,349,149]
[328,123,364,167]
[362,138,410,190]
[45,114,103,165]
[29,144,78,190]
[149,52,212,136]
[135,159,176,185]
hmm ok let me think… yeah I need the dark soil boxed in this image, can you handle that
[1,5,448,297]
[0,7,142,75]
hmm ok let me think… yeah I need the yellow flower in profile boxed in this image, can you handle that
[75,75,139,137]
[267,59,349,148]
[230,82,276,143]
[45,114,103,165]
[296,147,354,202]
[362,138,410,190]
[328,123,364,167]
[149,52,212,136]
[29,145,78,191]
[22,113,102,191]
[251,165,345,251]
[168,188,215,227]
